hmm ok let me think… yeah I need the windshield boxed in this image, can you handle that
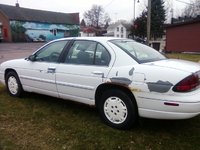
[110,40,166,63]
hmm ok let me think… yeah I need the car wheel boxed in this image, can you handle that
[98,89,138,129]
[5,71,23,97]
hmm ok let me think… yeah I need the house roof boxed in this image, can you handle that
[82,27,96,33]
[107,23,117,30]
[0,4,79,25]
[166,17,200,28]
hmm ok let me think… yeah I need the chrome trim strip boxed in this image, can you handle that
[138,96,162,101]
[20,75,94,90]
[56,81,94,90]
[20,75,55,84]
[138,96,200,103]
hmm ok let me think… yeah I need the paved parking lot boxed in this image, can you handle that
[0,43,45,63]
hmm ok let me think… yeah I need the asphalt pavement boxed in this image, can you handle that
[0,42,45,63]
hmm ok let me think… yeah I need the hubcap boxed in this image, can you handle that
[104,97,128,124]
[8,76,18,95]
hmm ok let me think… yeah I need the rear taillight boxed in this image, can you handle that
[173,73,200,92]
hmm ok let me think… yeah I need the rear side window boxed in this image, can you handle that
[65,40,110,66]
[65,40,96,65]
[95,44,110,66]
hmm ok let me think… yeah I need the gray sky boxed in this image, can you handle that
[0,0,189,22]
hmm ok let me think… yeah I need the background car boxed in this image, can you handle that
[0,37,200,129]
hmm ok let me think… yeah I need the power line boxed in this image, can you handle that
[104,0,116,8]
[175,0,194,5]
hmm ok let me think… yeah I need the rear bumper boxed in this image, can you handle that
[139,108,200,120]
[136,92,200,119]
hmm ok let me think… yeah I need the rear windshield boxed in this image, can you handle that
[110,39,166,63]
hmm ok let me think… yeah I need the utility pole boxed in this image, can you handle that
[147,0,151,46]
[133,0,140,21]
[133,0,136,20]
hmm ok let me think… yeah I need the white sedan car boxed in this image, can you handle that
[0,37,200,129]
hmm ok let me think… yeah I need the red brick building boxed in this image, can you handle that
[166,19,200,53]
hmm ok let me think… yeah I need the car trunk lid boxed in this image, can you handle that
[145,59,200,73]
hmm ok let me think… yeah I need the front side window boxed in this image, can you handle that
[110,40,166,63]
[34,40,68,63]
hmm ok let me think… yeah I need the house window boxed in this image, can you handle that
[121,35,123,38]
[52,29,57,36]
[117,34,119,37]
[117,27,119,32]
[121,27,123,33]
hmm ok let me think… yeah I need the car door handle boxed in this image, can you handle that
[92,71,104,77]
[47,67,56,73]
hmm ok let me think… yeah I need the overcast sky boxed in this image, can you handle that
[0,0,189,22]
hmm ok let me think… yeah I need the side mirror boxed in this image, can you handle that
[27,55,36,61]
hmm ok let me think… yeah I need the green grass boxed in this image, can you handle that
[166,53,200,62]
[0,53,200,150]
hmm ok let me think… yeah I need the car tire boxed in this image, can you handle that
[98,89,138,129]
[5,71,23,97]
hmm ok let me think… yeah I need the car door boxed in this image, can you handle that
[20,40,69,97]
[56,40,113,104]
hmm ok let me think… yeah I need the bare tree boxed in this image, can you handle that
[83,5,111,28]
[182,0,200,17]
[104,13,111,24]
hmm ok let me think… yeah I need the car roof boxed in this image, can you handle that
[53,37,129,43]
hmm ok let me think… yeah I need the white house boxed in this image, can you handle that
[105,22,131,38]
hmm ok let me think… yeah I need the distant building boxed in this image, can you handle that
[104,22,131,38]
[166,18,200,53]
[0,3,79,42]
[80,27,96,37]
[80,25,107,37]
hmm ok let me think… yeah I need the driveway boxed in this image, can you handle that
[0,43,45,63]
